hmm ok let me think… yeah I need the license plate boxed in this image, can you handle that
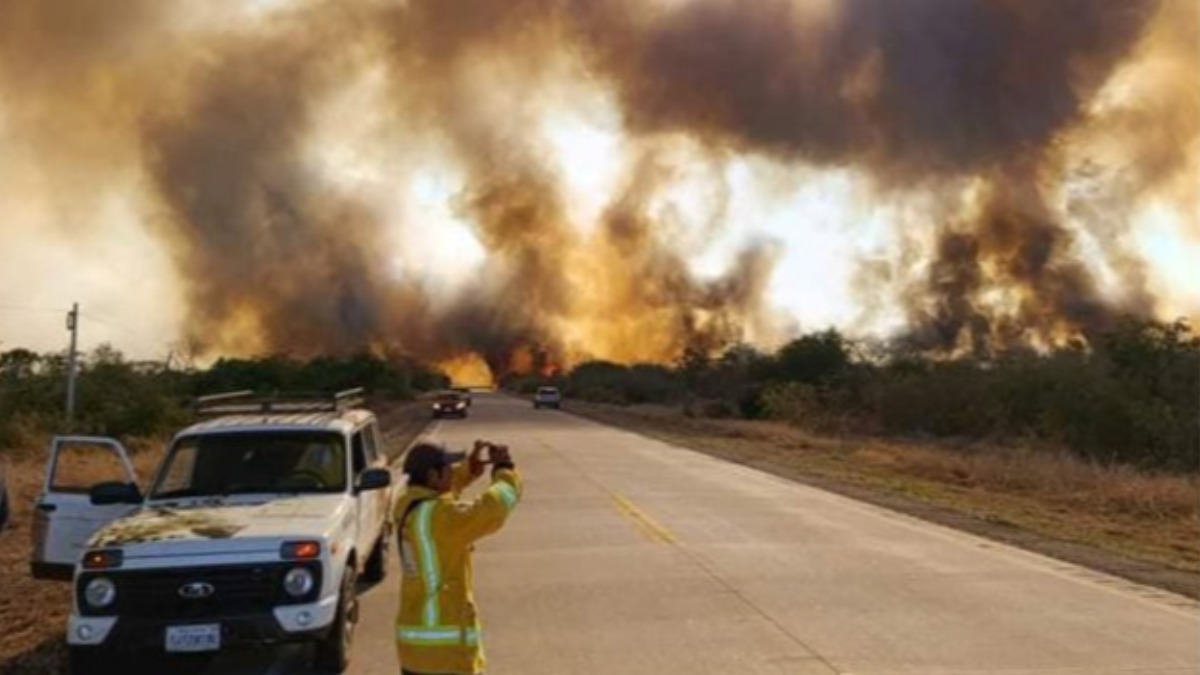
[165,624,221,653]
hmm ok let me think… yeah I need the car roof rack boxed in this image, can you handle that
[194,388,366,417]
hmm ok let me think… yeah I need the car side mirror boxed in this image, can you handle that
[90,481,143,506]
[356,468,391,493]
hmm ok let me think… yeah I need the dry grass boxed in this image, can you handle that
[570,402,1200,581]
[0,439,164,673]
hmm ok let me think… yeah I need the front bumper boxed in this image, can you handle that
[67,594,338,650]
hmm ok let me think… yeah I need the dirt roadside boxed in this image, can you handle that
[0,399,431,675]
[566,400,1200,601]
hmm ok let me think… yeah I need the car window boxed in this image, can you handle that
[151,432,346,498]
[51,441,130,494]
[363,424,379,463]
[352,432,366,475]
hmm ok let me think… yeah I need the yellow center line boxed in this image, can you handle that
[611,492,677,545]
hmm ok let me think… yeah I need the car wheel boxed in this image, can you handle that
[363,532,388,583]
[314,566,358,673]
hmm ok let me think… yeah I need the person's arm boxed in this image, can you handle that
[445,446,521,543]
[449,441,489,496]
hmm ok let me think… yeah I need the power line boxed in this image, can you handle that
[79,312,174,355]
[0,303,65,315]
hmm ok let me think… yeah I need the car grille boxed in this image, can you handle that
[79,562,320,619]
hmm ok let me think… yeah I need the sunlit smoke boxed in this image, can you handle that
[0,0,1195,378]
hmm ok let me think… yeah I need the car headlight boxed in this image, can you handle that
[284,567,315,597]
[84,577,116,608]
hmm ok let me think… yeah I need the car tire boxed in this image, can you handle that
[314,566,358,673]
[363,532,388,584]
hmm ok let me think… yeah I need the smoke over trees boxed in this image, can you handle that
[0,0,1195,377]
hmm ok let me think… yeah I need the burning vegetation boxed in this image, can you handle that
[0,0,1196,381]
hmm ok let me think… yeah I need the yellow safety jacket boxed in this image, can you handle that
[394,462,522,675]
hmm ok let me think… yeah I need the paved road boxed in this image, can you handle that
[218,392,1199,675]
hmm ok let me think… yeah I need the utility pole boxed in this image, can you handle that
[65,303,79,431]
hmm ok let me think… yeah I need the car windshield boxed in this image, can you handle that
[151,431,347,499]
[438,393,463,402]
[538,388,558,395]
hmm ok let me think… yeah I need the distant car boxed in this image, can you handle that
[452,387,473,407]
[533,386,562,410]
[432,391,469,419]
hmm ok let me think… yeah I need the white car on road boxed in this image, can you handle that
[30,389,395,674]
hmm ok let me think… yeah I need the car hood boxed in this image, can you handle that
[88,494,349,558]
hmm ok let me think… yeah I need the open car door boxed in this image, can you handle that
[30,436,141,580]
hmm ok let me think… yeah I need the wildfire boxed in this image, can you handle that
[0,0,1194,374]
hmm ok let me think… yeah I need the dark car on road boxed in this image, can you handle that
[432,391,469,419]
[533,386,562,409]
[452,387,473,407]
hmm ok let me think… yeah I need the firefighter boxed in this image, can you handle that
[394,439,522,675]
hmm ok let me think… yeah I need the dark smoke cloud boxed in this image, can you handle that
[0,0,1192,372]
[136,7,435,358]
[899,172,1121,356]
[566,0,1169,353]
[573,0,1157,179]
[373,0,780,371]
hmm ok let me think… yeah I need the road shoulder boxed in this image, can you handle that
[566,401,1200,601]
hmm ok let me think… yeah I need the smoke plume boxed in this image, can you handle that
[0,0,1195,376]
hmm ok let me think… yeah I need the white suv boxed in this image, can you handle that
[30,389,395,674]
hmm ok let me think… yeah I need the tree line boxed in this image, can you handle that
[0,347,448,449]
[503,318,1199,473]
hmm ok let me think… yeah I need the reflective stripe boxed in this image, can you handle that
[491,482,519,512]
[397,625,481,646]
[414,501,440,626]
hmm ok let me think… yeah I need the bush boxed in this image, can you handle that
[683,398,739,419]
[558,319,1198,472]
[774,330,852,384]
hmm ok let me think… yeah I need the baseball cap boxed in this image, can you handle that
[402,443,466,481]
